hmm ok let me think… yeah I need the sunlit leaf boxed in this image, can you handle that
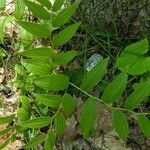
[35,94,62,108]
[24,0,51,20]
[34,74,69,91]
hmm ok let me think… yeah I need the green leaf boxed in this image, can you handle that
[44,131,56,150]
[34,74,69,91]
[102,73,128,104]
[20,96,30,112]
[138,115,150,137]
[21,59,54,75]
[55,112,66,136]
[0,134,16,149]
[0,115,15,125]
[24,0,51,20]
[112,109,129,141]
[35,94,62,108]
[123,38,149,54]
[116,38,149,75]
[125,80,150,110]
[53,2,79,27]
[52,23,81,46]
[19,26,33,45]
[80,58,109,91]
[20,116,52,128]
[21,47,53,59]
[80,98,97,138]
[0,0,6,10]
[0,16,13,43]
[53,51,77,65]
[0,48,6,58]
[52,0,65,12]
[62,93,75,117]
[17,108,30,122]
[36,0,52,9]
[23,134,47,148]
[0,127,14,137]
[17,21,50,37]
[15,0,25,20]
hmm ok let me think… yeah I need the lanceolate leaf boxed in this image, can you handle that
[36,0,52,9]
[112,109,129,141]
[17,108,30,122]
[53,2,79,27]
[35,94,62,108]
[0,134,16,149]
[44,131,56,150]
[0,127,14,137]
[24,0,51,20]
[52,0,65,12]
[15,0,25,20]
[20,116,52,128]
[20,96,30,112]
[80,58,109,91]
[17,21,50,37]
[80,98,97,138]
[52,23,81,46]
[19,27,33,45]
[0,115,15,125]
[138,115,150,137]
[125,80,150,110]
[102,73,128,104]
[23,134,47,148]
[21,59,55,75]
[55,112,66,136]
[53,51,77,65]
[123,38,149,54]
[21,47,54,59]
[62,93,75,117]
[34,74,69,91]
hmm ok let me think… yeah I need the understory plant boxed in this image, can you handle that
[0,0,150,149]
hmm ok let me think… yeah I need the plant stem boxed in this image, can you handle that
[69,82,150,116]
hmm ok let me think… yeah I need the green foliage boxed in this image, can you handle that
[52,22,81,46]
[55,112,66,136]
[80,58,109,91]
[15,0,25,20]
[24,0,51,20]
[52,0,65,12]
[0,115,15,125]
[116,38,149,75]
[20,116,52,128]
[35,94,62,108]
[138,115,150,137]
[34,74,69,91]
[112,110,129,141]
[102,73,128,104]
[44,131,56,150]
[62,93,75,117]
[23,134,47,148]
[53,1,79,27]
[125,80,150,110]
[80,98,97,138]
[17,21,51,37]
[1,0,150,149]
